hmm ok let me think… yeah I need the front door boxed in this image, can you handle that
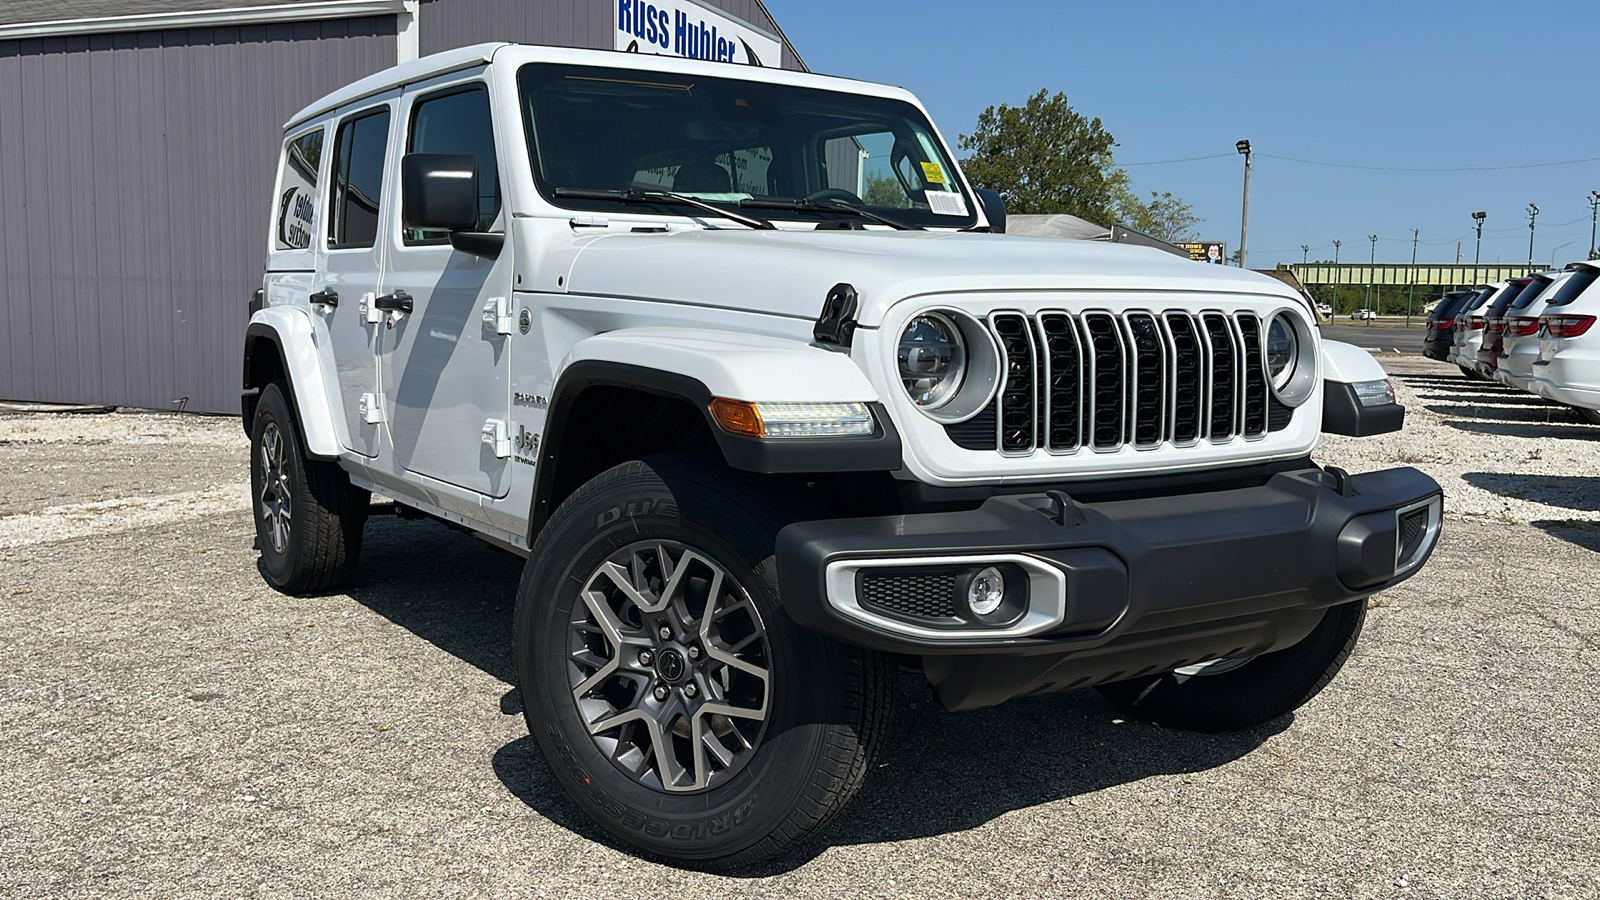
[378,80,513,498]
[318,100,397,458]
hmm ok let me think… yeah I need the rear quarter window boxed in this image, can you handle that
[275,129,323,251]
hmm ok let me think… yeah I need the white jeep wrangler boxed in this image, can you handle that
[244,43,1442,869]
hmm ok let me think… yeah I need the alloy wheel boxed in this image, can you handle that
[258,422,293,554]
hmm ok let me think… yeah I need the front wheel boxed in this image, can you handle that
[1095,600,1366,732]
[515,455,893,870]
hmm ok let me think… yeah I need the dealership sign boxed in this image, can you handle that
[615,0,783,67]
[1175,241,1229,265]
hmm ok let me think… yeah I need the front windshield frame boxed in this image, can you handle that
[515,62,979,229]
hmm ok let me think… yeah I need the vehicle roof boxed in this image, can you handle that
[285,43,924,131]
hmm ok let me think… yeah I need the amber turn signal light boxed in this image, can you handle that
[709,398,764,437]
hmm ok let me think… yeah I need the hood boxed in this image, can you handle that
[560,229,1303,327]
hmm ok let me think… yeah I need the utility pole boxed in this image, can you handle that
[1472,210,1487,266]
[1366,234,1377,323]
[1589,191,1599,260]
[1301,244,1310,265]
[1406,228,1418,327]
[1527,203,1540,266]
[1332,239,1342,314]
[1236,140,1252,269]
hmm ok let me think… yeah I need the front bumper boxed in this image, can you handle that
[777,466,1442,709]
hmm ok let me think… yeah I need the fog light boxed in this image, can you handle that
[968,567,1005,616]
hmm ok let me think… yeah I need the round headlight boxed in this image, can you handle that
[1264,310,1317,407]
[1266,314,1298,389]
[899,313,967,409]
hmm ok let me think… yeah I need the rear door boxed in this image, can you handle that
[377,78,514,498]
[318,100,398,457]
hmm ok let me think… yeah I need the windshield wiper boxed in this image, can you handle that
[552,187,775,230]
[741,197,920,231]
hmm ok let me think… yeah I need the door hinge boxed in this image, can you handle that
[481,419,511,459]
[481,296,514,336]
[359,292,383,325]
[359,393,383,425]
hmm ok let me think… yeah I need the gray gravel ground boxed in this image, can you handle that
[2,359,1598,899]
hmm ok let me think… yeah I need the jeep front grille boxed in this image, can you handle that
[946,310,1291,453]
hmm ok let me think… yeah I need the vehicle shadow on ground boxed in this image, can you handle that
[1462,473,1600,513]
[337,514,1287,874]
[1424,403,1581,423]
[491,676,1287,876]
[1444,419,1600,440]
[1532,519,1600,553]
[340,513,524,684]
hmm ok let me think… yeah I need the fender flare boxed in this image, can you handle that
[1318,340,1403,437]
[242,308,343,459]
[530,329,902,534]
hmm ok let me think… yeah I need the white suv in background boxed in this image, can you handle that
[1448,283,1502,378]
[1530,262,1600,423]
[1498,271,1569,390]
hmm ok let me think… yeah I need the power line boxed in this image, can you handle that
[1119,153,1234,167]
[1259,152,1600,173]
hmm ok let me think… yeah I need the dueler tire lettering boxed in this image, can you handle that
[514,453,893,870]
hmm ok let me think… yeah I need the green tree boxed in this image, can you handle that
[958,89,1125,221]
[862,172,910,209]
[1114,189,1202,242]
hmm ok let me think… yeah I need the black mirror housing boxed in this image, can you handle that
[401,153,479,232]
[975,188,1006,234]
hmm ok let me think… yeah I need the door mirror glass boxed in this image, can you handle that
[401,153,479,232]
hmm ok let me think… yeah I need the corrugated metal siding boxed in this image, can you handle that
[418,0,802,70]
[0,18,396,412]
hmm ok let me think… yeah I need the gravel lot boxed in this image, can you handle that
[2,357,1597,899]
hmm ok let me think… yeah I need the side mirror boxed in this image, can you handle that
[975,188,1007,234]
[401,153,479,232]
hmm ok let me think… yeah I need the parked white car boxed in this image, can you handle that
[1529,262,1600,422]
[1448,282,1506,377]
[241,42,1442,867]
[1497,271,1570,390]
[1351,308,1378,321]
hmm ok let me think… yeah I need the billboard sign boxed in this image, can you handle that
[1176,241,1228,265]
[614,0,783,67]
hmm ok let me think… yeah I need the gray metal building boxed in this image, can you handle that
[0,0,804,413]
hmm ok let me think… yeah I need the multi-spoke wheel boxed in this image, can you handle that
[570,541,771,793]
[249,383,367,594]
[517,454,893,870]
[1097,599,1366,732]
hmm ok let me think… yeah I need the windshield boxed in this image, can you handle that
[517,63,977,228]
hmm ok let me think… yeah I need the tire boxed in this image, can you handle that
[1095,599,1366,733]
[514,454,893,870]
[1459,364,1480,379]
[249,382,367,594]
[1576,406,1600,426]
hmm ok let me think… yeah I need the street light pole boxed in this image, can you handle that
[1472,210,1487,267]
[1527,203,1540,266]
[1332,239,1342,314]
[1406,228,1418,327]
[1236,140,1252,269]
[1589,191,1599,260]
[1301,244,1310,265]
[1366,234,1377,323]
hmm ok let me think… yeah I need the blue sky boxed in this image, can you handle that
[763,0,1600,267]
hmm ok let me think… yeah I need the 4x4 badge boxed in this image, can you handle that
[519,308,532,334]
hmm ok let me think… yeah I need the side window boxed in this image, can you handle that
[405,86,500,241]
[275,129,323,250]
[328,108,391,249]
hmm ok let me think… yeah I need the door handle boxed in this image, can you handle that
[373,290,413,314]
[309,288,339,308]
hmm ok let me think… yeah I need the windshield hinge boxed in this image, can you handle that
[813,283,860,349]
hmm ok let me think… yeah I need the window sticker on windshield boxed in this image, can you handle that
[926,191,968,217]
[920,161,946,184]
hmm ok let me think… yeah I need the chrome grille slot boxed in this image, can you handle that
[1125,313,1166,447]
[941,309,1292,455]
[1236,315,1268,437]
[1201,313,1239,439]
[1164,313,1205,444]
[1037,313,1084,451]
[992,314,1036,454]
[1082,313,1126,449]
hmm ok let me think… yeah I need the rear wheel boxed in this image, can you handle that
[1459,364,1480,379]
[515,454,893,870]
[1096,600,1366,732]
[250,383,367,593]
[1576,406,1600,426]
